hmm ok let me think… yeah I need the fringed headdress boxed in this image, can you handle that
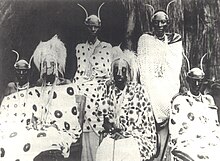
[77,3,105,27]
[111,45,139,83]
[33,34,67,79]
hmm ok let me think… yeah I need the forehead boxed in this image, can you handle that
[43,55,56,62]
[152,11,168,21]
[113,59,128,69]
[85,15,101,27]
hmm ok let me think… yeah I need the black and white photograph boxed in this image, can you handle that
[0,0,220,161]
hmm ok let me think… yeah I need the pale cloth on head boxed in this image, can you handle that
[111,46,139,83]
[33,34,67,77]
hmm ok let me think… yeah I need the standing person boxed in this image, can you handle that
[4,50,32,96]
[137,1,183,125]
[169,54,220,161]
[136,1,183,160]
[74,3,113,161]
[96,55,157,161]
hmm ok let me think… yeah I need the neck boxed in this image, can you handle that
[88,35,97,45]
[17,79,28,87]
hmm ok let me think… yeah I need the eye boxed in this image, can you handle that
[114,66,118,74]
[43,61,47,66]
[51,62,55,66]
[122,67,127,74]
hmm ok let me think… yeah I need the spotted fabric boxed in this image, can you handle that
[169,91,220,161]
[0,84,81,161]
[74,39,113,134]
[97,82,157,161]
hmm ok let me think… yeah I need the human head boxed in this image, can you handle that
[85,15,101,36]
[77,3,104,36]
[151,10,169,39]
[14,59,30,85]
[41,54,57,79]
[186,68,205,96]
[112,58,131,90]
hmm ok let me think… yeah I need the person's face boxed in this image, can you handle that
[86,25,100,36]
[187,77,204,96]
[16,69,29,82]
[152,11,168,38]
[42,57,56,76]
[113,60,128,90]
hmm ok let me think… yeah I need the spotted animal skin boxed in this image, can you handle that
[0,84,81,161]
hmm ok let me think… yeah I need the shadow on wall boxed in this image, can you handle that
[0,0,126,98]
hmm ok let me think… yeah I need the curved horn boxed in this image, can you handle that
[145,4,155,14]
[200,53,207,71]
[77,3,88,19]
[166,0,175,14]
[12,50,20,62]
[97,2,105,19]
[28,54,34,68]
[182,51,190,72]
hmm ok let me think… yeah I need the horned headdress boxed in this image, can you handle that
[77,3,105,27]
[145,0,176,22]
[183,52,208,79]
[12,50,33,70]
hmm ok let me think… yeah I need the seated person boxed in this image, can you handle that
[4,50,32,96]
[169,67,220,161]
[32,34,71,86]
[96,57,157,161]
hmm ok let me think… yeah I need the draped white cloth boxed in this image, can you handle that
[137,33,183,123]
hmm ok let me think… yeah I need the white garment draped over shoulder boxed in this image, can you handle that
[137,33,183,123]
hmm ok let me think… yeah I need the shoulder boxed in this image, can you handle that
[7,82,16,88]
[138,32,153,40]
[166,33,182,44]
[100,42,112,48]
[76,42,86,49]
[203,94,217,109]
[171,91,188,104]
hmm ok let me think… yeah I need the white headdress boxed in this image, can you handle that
[111,45,139,83]
[32,34,67,78]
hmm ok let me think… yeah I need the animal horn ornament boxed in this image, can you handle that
[145,0,176,19]
[77,2,105,26]
[12,50,32,69]
[182,51,191,72]
[166,0,176,14]
[200,53,208,72]
[77,3,88,19]
[12,50,19,62]
[98,3,105,20]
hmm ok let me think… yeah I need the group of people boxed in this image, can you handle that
[1,1,220,161]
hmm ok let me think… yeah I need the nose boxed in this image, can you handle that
[20,70,24,74]
[91,26,96,31]
[195,80,199,86]
[117,69,122,76]
[158,21,163,27]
